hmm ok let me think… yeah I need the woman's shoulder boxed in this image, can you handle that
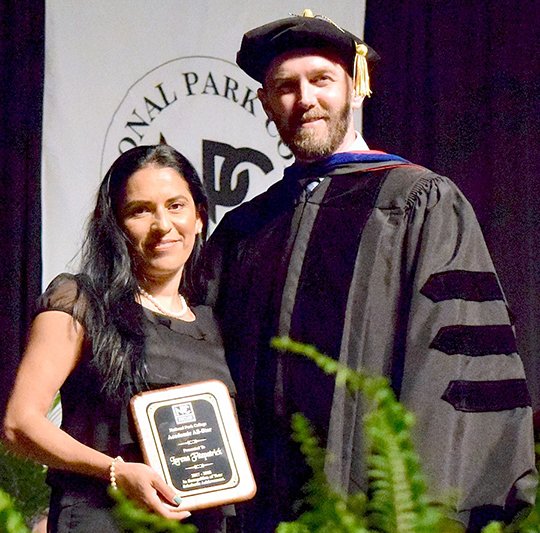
[36,272,91,318]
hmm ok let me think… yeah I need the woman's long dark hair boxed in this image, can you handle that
[79,144,208,396]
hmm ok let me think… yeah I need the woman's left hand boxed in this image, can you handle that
[113,460,191,519]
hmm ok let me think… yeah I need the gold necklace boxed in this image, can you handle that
[138,287,188,319]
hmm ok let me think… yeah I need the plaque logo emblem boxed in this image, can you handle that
[172,402,196,425]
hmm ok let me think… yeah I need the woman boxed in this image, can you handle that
[3,145,235,532]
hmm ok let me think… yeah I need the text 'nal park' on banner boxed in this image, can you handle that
[41,1,366,285]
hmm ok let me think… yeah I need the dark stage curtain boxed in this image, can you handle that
[0,2,44,413]
[364,0,540,406]
[0,3,538,410]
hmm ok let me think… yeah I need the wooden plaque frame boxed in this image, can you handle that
[130,379,256,511]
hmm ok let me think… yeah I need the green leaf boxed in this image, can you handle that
[109,488,197,533]
[272,336,447,533]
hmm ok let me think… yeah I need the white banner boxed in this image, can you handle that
[42,0,366,285]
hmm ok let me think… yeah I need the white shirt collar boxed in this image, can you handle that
[340,131,369,152]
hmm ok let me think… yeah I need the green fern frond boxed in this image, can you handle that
[481,523,505,533]
[272,336,445,533]
[0,443,49,527]
[109,487,197,533]
[0,489,30,533]
[276,413,370,533]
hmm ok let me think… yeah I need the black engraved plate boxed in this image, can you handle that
[152,395,235,492]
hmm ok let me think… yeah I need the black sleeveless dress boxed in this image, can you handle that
[38,273,236,533]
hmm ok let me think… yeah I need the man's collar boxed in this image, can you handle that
[284,149,410,182]
[340,131,369,152]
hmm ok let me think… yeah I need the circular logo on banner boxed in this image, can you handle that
[101,56,291,227]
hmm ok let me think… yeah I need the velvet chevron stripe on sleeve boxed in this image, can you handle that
[420,270,504,303]
[442,379,531,412]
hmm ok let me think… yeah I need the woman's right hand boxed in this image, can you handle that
[113,460,191,520]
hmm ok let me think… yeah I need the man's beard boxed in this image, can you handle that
[275,98,352,161]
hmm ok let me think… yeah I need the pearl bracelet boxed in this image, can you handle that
[109,456,124,489]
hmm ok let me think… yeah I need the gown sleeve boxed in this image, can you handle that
[397,173,536,528]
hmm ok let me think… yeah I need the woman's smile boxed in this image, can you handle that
[151,238,181,252]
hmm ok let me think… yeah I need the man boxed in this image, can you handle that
[203,10,536,532]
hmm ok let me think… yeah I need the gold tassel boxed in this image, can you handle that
[353,43,372,98]
[297,9,372,97]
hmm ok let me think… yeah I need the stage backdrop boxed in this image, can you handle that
[42,1,366,285]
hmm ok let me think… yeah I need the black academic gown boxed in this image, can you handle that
[203,159,536,532]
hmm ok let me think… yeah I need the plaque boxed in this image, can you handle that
[130,379,256,511]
